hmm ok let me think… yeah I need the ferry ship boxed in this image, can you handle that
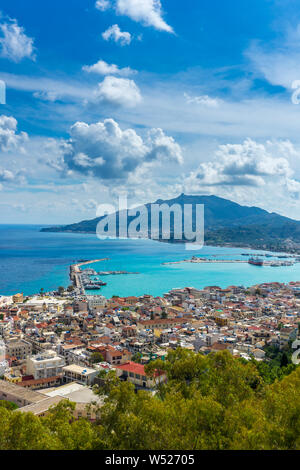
[248,257,264,266]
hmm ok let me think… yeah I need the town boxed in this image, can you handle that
[0,275,299,421]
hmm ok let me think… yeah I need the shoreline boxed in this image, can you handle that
[39,228,300,256]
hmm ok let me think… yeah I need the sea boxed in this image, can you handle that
[0,224,300,298]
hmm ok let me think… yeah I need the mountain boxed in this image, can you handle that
[41,194,300,253]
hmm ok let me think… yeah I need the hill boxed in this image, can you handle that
[41,194,300,253]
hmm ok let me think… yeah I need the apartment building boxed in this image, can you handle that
[87,295,106,310]
[26,350,65,380]
[6,339,32,361]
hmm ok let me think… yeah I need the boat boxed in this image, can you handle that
[248,257,264,266]
[84,284,101,290]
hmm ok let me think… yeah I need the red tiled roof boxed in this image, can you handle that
[116,361,146,375]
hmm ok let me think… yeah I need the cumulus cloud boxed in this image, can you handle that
[62,118,183,180]
[95,0,111,11]
[83,59,136,76]
[102,24,132,46]
[145,128,183,164]
[0,115,28,152]
[184,92,222,108]
[95,76,142,107]
[117,0,173,33]
[0,16,35,62]
[96,0,173,33]
[185,139,298,189]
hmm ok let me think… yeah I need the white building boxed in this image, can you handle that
[26,350,65,380]
[87,295,106,310]
[62,364,98,386]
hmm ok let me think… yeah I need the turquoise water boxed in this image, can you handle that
[0,225,299,298]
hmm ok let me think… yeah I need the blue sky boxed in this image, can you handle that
[0,0,300,223]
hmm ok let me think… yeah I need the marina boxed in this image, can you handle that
[69,259,140,294]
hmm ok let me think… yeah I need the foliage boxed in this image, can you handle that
[0,350,299,450]
[131,352,142,363]
[90,352,104,364]
[0,400,19,411]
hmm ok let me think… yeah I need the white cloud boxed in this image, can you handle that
[0,168,14,182]
[62,118,183,180]
[83,59,136,76]
[95,76,142,107]
[0,115,28,152]
[0,17,35,62]
[116,0,173,33]
[185,139,298,189]
[95,0,111,11]
[184,92,222,108]
[102,24,132,46]
[145,128,183,164]
[96,0,173,33]
[246,24,300,89]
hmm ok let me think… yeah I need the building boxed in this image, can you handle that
[12,293,24,304]
[0,379,48,408]
[0,379,102,420]
[73,300,88,313]
[26,350,65,380]
[6,339,32,361]
[62,364,98,386]
[87,296,106,310]
[116,361,166,390]
[280,327,298,350]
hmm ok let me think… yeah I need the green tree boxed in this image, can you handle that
[90,352,104,364]
[0,400,18,411]
[132,352,142,363]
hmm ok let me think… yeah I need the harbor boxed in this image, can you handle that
[162,255,297,267]
[70,259,140,295]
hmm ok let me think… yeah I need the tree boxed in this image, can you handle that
[0,400,18,411]
[90,352,104,364]
[58,286,65,295]
[0,349,299,450]
[280,352,289,368]
[161,310,168,319]
[132,352,142,363]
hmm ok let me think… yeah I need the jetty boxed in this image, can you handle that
[70,259,109,294]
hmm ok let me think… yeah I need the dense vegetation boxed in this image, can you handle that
[0,349,299,450]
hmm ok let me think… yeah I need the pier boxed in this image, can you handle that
[69,259,140,295]
[70,258,109,294]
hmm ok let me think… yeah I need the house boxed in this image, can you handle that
[280,327,298,350]
[115,361,166,390]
